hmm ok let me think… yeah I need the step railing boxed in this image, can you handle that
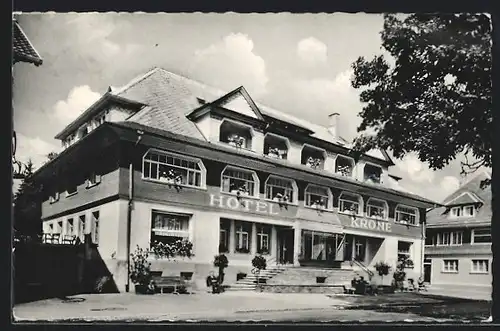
[351,259,375,280]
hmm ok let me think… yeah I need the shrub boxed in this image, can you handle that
[130,246,152,286]
[213,254,229,284]
[374,261,392,284]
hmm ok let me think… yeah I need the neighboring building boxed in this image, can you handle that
[30,67,438,291]
[425,170,492,288]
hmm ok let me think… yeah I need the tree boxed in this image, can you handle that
[350,14,492,188]
[350,13,493,320]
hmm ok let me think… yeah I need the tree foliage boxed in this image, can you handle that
[351,14,492,185]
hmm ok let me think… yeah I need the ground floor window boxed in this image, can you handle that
[398,241,412,264]
[257,224,271,254]
[151,211,190,247]
[78,214,86,241]
[235,221,252,253]
[301,230,340,261]
[66,218,75,236]
[219,219,230,253]
[443,259,459,273]
[471,259,489,274]
[91,211,100,245]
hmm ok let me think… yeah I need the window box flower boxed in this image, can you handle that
[267,147,286,159]
[306,157,322,169]
[227,134,246,148]
[336,165,352,177]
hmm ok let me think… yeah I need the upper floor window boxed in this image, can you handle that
[436,231,463,246]
[301,145,326,170]
[219,120,253,149]
[265,175,296,204]
[142,149,206,188]
[66,184,78,197]
[450,205,475,218]
[49,192,60,204]
[364,163,382,184]
[366,198,388,219]
[151,211,190,247]
[304,184,331,210]
[335,155,355,177]
[87,172,101,188]
[338,192,363,215]
[221,166,258,197]
[264,134,288,159]
[472,227,491,244]
[395,205,418,225]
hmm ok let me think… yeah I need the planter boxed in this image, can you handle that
[236,273,247,281]
[316,276,327,284]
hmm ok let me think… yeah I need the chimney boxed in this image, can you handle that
[328,113,340,137]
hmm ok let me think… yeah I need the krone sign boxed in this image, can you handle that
[209,194,280,216]
[350,217,391,232]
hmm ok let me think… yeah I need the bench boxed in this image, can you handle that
[151,275,188,295]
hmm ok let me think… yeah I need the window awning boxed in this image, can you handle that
[296,208,343,233]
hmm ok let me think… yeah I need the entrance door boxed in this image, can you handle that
[277,229,294,264]
[424,258,432,283]
[354,237,366,262]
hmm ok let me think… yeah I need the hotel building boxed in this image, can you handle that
[425,170,492,290]
[32,68,438,291]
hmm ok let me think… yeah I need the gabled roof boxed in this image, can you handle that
[427,169,491,228]
[13,19,43,66]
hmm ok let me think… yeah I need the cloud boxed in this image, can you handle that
[440,176,461,198]
[395,154,435,183]
[190,33,268,96]
[297,37,328,65]
[15,133,60,170]
[53,85,101,124]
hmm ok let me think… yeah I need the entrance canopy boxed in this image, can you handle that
[296,208,343,234]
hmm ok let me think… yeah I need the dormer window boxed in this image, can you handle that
[264,134,288,159]
[450,205,475,218]
[335,155,355,177]
[364,163,382,184]
[221,166,259,197]
[301,145,326,170]
[66,184,78,197]
[339,192,363,215]
[220,120,253,149]
[87,172,101,188]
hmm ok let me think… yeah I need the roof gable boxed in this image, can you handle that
[444,191,482,206]
[217,87,264,120]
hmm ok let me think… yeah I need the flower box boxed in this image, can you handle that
[316,276,327,284]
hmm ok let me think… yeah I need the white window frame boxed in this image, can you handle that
[366,197,388,220]
[450,205,475,218]
[304,184,332,210]
[436,231,463,246]
[78,214,87,241]
[219,119,255,150]
[257,225,270,254]
[334,155,355,178]
[221,165,259,197]
[464,205,475,217]
[151,211,190,240]
[66,218,75,236]
[49,192,60,204]
[87,172,102,188]
[235,223,250,252]
[471,228,491,245]
[338,191,363,215]
[142,148,207,189]
[471,259,489,274]
[264,175,298,204]
[442,259,459,273]
[395,204,419,226]
[91,210,100,245]
[397,241,413,264]
[66,184,78,197]
[263,133,289,160]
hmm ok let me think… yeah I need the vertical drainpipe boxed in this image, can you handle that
[125,162,133,293]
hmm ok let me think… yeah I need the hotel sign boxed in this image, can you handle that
[350,217,392,232]
[209,194,280,216]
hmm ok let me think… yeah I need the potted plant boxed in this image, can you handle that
[213,254,229,285]
[306,156,322,169]
[227,134,245,148]
[130,246,153,294]
[393,255,413,291]
[336,165,352,177]
[374,261,392,285]
[252,255,267,285]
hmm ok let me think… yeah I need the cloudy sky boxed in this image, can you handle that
[13,13,469,202]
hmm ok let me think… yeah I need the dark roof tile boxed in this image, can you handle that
[13,20,42,66]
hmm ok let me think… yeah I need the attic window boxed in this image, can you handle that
[301,145,325,170]
[219,120,253,149]
[335,155,354,177]
[450,205,475,218]
[364,163,382,184]
[264,134,288,159]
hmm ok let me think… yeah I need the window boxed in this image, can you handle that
[335,155,354,177]
[79,214,86,241]
[57,220,63,234]
[48,222,54,234]
[395,205,418,225]
[264,134,288,159]
[364,163,382,184]
[305,185,331,210]
[143,150,205,188]
[436,231,463,246]
[398,241,412,262]
[221,167,258,197]
[450,205,475,218]
[91,211,100,245]
[219,120,253,149]
[151,211,190,247]
[451,207,462,218]
[66,218,74,236]
[425,234,435,246]
[265,176,296,203]
[49,192,60,204]
[235,221,251,253]
[472,228,491,244]
[87,172,101,188]
[219,219,230,253]
[66,184,78,197]
[366,198,388,219]
[464,205,475,217]
[257,224,271,254]
[339,192,362,214]
[471,259,489,274]
[443,259,459,273]
[301,146,325,170]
